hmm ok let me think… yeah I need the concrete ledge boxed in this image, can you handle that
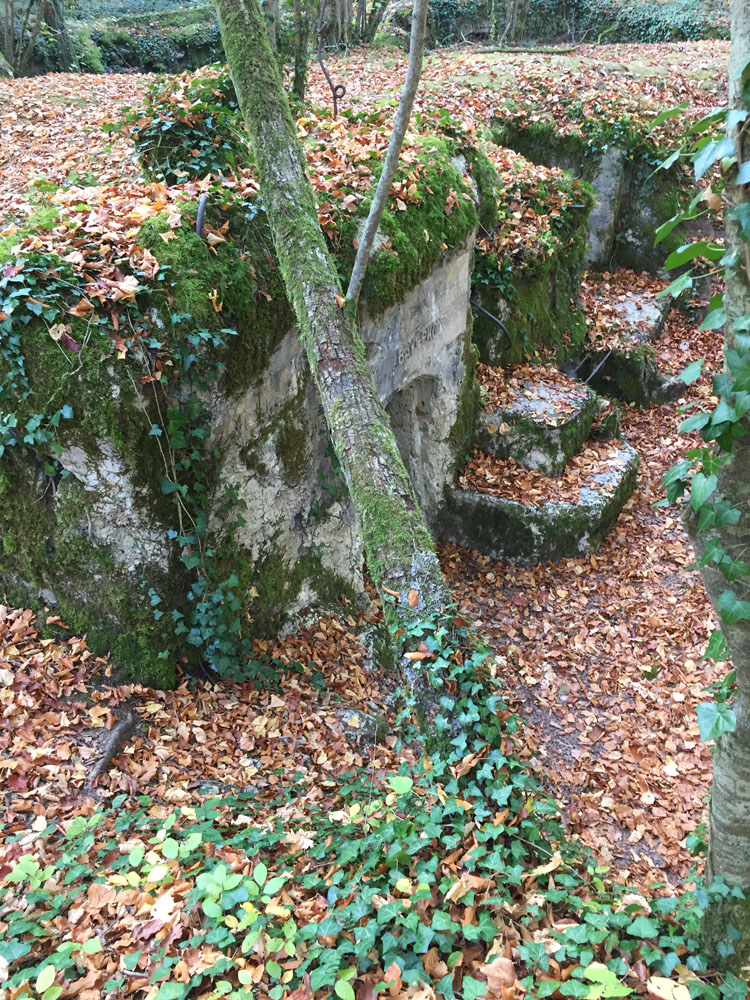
[475,365,600,475]
[440,441,640,564]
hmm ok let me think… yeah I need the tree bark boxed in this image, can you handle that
[292,0,312,101]
[687,0,750,968]
[265,0,281,50]
[44,0,71,71]
[214,0,450,635]
[345,0,427,306]
[500,0,530,43]
[2,0,45,75]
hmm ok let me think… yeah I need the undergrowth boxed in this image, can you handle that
[0,615,745,1000]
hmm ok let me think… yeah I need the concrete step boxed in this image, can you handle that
[440,439,640,564]
[565,270,682,405]
[475,363,602,475]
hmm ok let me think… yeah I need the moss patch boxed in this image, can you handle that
[138,201,295,395]
[0,452,179,688]
[333,136,478,317]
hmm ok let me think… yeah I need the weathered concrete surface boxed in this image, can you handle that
[475,374,600,476]
[361,233,475,521]
[567,281,677,405]
[35,234,477,636]
[58,440,169,573]
[585,147,625,269]
[440,441,640,564]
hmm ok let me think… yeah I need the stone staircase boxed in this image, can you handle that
[563,270,682,406]
[440,364,640,563]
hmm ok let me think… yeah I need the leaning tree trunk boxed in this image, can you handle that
[688,0,750,969]
[214,0,449,638]
[346,0,428,305]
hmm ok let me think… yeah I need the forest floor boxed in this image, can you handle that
[0,38,736,1000]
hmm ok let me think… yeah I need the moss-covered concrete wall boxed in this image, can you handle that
[0,137,479,687]
[492,118,698,274]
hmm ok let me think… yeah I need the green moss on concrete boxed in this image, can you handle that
[275,413,309,486]
[476,385,599,476]
[576,346,681,406]
[439,443,640,564]
[0,452,179,688]
[249,546,359,635]
[474,248,588,367]
[334,136,478,316]
[492,119,604,182]
[467,146,501,232]
[614,162,693,272]
[138,201,295,395]
[448,310,481,469]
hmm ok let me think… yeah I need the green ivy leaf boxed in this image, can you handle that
[335,981,356,1000]
[697,702,737,742]
[35,966,57,994]
[154,984,189,1000]
[729,203,750,240]
[700,308,727,331]
[161,838,179,859]
[690,472,717,512]
[462,976,486,1000]
[677,359,704,385]
[702,630,728,662]
[560,981,590,997]
[719,971,748,1000]
[626,915,660,938]
[718,589,750,623]
[388,775,413,795]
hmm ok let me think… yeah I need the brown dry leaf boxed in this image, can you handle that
[481,957,516,996]
[646,978,691,1000]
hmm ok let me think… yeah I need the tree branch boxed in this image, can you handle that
[344,0,428,308]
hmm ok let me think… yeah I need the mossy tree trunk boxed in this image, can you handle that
[688,0,750,969]
[214,0,450,637]
[292,0,313,101]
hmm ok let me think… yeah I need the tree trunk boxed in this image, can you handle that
[355,0,366,40]
[44,0,71,71]
[501,0,530,43]
[214,0,450,637]
[3,0,45,75]
[688,0,750,970]
[265,0,280,51]
[292,0,312,101]
[346,0,428,306]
